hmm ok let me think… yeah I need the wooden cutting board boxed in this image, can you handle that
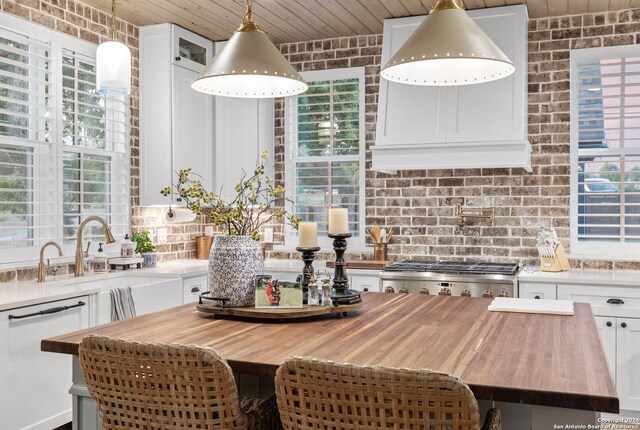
[325,261,390,270]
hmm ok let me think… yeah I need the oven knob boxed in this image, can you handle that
[399,287,409,294]
[482,290,494,298]
[498,289,509,297]
[419,287,430,295]
[384,286,395,293]
[460,289,471,297]
[439,287,452,296]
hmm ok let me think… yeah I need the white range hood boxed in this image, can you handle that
[372,5,531,173]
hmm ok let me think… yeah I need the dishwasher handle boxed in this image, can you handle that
[8,301,86,320]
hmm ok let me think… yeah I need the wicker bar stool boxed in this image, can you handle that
[78,335,280,430]
[275,356,501,430]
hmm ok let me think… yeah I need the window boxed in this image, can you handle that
[285,67,365,249]
[0,13,129,263]
[570,45,640,257]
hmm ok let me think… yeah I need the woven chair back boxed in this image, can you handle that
[275,356,481,430]
[79,335,248,430]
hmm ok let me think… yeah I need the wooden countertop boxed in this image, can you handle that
[41,292,619,413]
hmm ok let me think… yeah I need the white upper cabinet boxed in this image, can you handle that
[139,24,214,205]
[213,42,275,202]
[373,5,531,172]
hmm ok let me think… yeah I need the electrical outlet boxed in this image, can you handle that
[157,228,168,244]
[263,228,273,243]
[205,226,214,236]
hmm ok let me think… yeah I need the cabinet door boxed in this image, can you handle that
[0,297,89,430]
[594,316,617,383]
[617,318,640,411]
[446,7,527,143]
[518,282,556,299]
[184,275,208,303]
[171,25,212,72]
[375,15,447,147]
[131,278,183,315]
[215,96,275,201]
[172,65,215,193]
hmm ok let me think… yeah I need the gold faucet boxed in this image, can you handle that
[37,241,63,283]
[75,216,116,277]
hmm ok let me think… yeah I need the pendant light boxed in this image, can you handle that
[380,0,515,86]
[191,0,308,98]
[96,0,131,95]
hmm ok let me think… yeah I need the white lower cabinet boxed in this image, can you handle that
[183,275,208,303]
[0,296,90,430]
[559,284,640,412]
[595,316,640,412]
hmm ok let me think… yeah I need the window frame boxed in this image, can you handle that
[0,12,130,264]
[569,44,640,259]
[284,67,366,251]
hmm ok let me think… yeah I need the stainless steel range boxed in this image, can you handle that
[380,260,519,298]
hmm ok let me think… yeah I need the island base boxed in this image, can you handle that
[69,356,600,430]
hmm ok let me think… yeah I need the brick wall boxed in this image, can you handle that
[272,9,640,270]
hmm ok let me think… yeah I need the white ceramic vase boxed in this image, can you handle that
[207,235,264,307]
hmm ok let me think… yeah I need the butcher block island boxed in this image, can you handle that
[42,293,618,429]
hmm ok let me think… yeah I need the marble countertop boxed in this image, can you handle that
[0,259,378,311]
[6,258,637,311]
[518,268,640,287]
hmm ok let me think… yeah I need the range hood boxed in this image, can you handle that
[372,5,531,173]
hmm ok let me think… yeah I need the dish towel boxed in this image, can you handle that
[488,297,574,315]
[110,287,137,321]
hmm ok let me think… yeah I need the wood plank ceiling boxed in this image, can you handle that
[82,0,640,44]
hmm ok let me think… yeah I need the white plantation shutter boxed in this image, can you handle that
[286,67,365,248]
[61,50,129,243]
[0,13,130,262]
[571,45,640,256]
[0,29,56,251]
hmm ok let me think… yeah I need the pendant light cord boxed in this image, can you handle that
[110,0,117,40]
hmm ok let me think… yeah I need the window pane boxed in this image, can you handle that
[577,155,640,243]
[0,145,32,247]
[62,52,107,150]
[294,77,360,158]
[577,57,640,150]
[63,152,112,242]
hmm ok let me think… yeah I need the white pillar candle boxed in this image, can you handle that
[298,222,318,248]
[328,208,349,234]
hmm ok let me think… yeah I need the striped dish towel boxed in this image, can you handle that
[110,287,137,321]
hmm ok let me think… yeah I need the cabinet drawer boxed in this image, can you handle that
[184,275,208,304]
[557,284,640,318]
[518,282,556,300]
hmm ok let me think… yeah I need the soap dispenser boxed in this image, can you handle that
[93,243,108,273]
[121,233,135,258]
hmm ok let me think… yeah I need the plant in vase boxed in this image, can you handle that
[131,230,158,267]
[161,150,301,306]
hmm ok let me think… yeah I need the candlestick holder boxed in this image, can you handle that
[327,233,361,305]
[296,246,321,304]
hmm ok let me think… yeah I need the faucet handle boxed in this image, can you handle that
[84,241,92,257]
